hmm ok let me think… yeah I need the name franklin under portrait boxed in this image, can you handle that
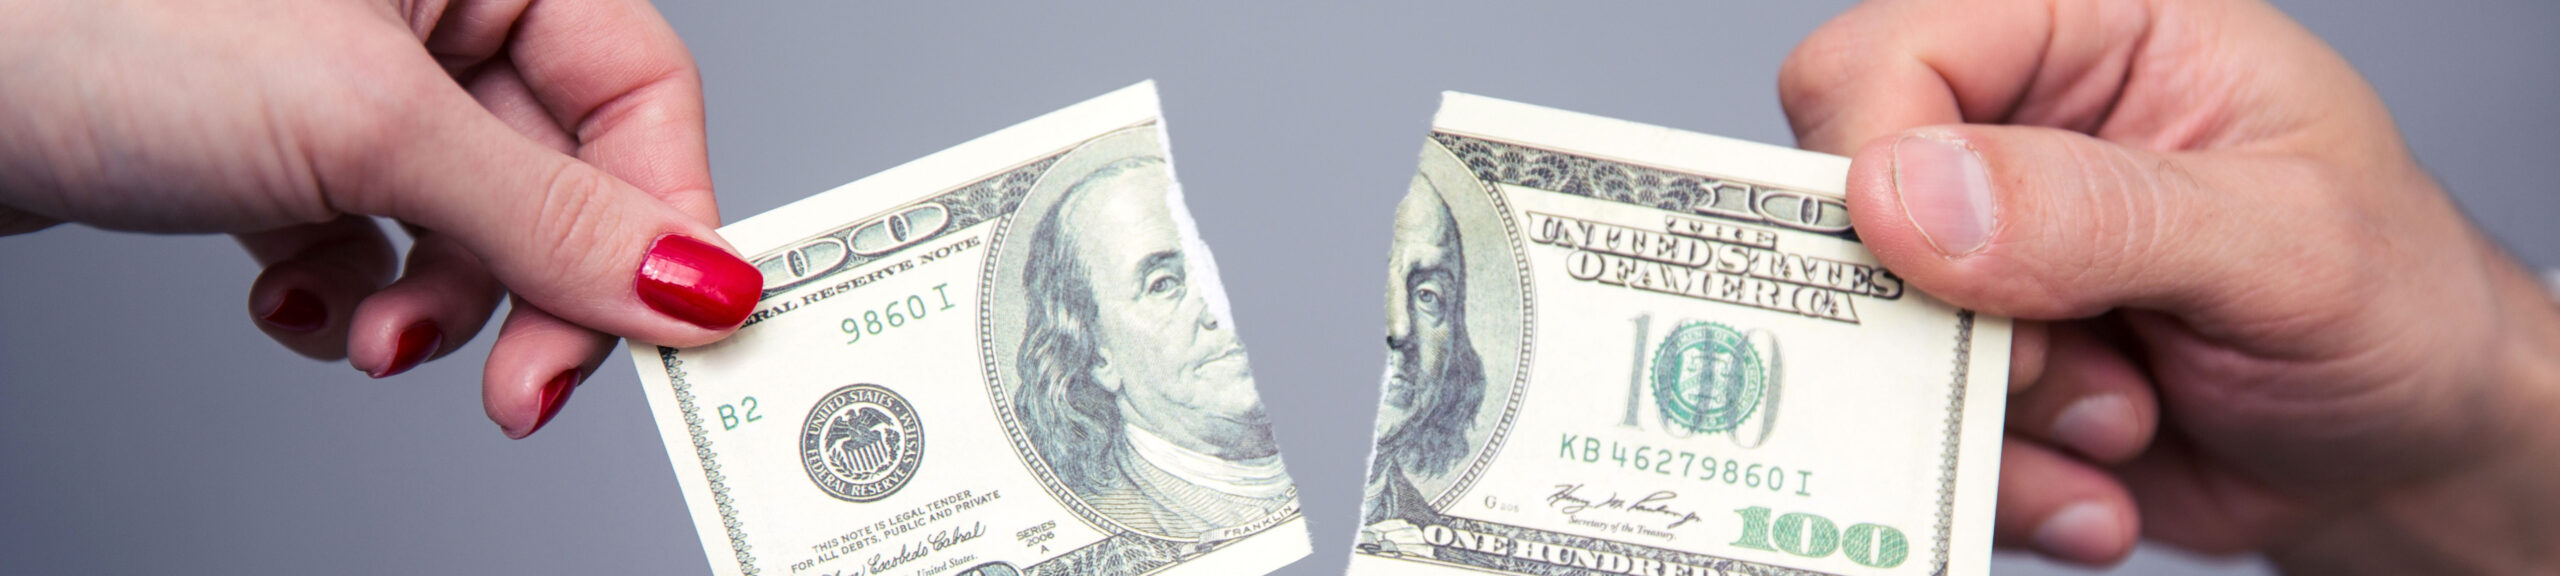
[1010,153,1293,543]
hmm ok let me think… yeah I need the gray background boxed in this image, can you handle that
[2,1,2551,574]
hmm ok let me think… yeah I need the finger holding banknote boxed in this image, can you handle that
[0,0,755,435]
[2005,323,2157,466]
[427,0,737,439]
[1782,0,2560,569]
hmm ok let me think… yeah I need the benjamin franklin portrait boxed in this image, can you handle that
[1010,150,1292,542]
[1365,173,1488,525]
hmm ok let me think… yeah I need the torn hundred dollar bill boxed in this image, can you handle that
[627,81,1309,576]
[1353,93,2011,576]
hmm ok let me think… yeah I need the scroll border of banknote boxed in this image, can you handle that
[1359,129,1983,576]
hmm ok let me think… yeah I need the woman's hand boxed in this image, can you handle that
[0,0,761,438]
[1781,0,2560,570]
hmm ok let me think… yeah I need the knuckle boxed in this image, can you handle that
[2088,139,2171,275]
[528,163,633,284]
[1772,43,1829,105]
[2012,133,2157,315]
[396,0,452,39]
[1775,30,1864,138]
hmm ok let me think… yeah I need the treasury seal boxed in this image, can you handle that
[800,384,924,503]
[1650,321,1766,435]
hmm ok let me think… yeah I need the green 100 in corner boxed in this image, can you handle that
[1732,506,1911,569]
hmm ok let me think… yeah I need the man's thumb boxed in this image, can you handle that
[1845,125,2340,323]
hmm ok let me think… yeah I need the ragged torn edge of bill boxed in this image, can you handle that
[626,80,1310,576]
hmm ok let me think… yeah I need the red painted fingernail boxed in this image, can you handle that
[370,320,441,379]
[512,369,581,439]
[260,289,327,332]
[637,234,761,329]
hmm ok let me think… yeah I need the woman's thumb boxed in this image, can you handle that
[323,97,759,348]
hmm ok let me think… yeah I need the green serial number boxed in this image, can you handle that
[1558,433,1813,497]
[842,283,957,346]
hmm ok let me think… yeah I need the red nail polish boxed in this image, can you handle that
[513,369,581,439]
[370,321,441,379]
[261,289,326,332]
[637,234,762,329]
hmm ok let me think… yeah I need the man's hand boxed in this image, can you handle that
[0,0,759,438]
[1781,0,2560,571]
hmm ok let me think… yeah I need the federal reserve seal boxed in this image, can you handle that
[1650,322,1766,434]
[800,384,924,502]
